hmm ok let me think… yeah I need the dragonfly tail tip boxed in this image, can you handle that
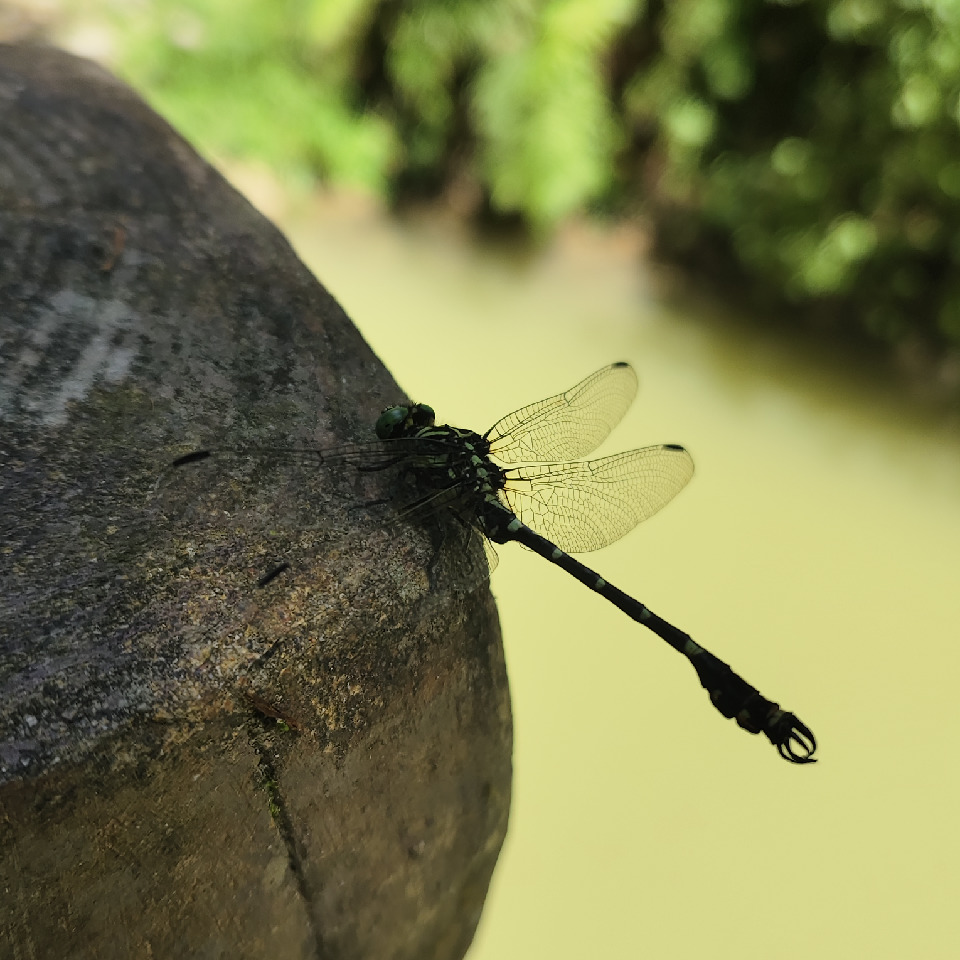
[766,711,817,764]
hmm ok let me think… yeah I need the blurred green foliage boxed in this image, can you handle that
[627,0,960,350]
[107,0,960,349]
[113,0,396,190]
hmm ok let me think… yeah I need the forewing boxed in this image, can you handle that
[158,437,447,524]
[499,445,694,553]
[485,363,638,464]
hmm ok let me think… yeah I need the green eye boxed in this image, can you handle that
[375,405,409,439]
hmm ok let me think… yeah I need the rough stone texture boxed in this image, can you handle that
[0,44,512,960]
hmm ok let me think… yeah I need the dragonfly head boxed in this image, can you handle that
[375,403,436,440]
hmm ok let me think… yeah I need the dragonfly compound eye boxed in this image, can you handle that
[375,405,410,439]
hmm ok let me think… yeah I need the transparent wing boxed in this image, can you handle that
[167,435,462,473]
[158,438,445,523]
[499,444,694,553]
[485,363,638,464]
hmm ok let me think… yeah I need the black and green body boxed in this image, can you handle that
[177,362,816,763]
[370,363,816,763]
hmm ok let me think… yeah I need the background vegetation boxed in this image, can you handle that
[43,0,960,359]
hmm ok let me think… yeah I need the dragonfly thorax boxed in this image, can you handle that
[401,421,510,515]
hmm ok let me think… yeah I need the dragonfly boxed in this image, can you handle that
[174,362,817,764]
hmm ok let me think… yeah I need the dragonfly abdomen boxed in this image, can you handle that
[503,519,660,631]
[502,519,816,762]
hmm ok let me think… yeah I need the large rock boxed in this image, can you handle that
[0,43,511,960]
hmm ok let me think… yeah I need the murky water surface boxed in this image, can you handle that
[275,191,960,960]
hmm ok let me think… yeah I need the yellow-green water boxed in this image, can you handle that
[275,190,960,959]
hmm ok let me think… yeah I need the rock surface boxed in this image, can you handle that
[0,43,511,960]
